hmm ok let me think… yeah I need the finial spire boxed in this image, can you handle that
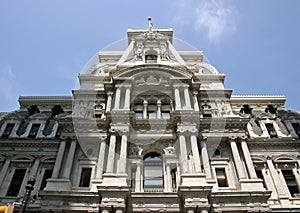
[148,17,153,31]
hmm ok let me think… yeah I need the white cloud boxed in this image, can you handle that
[174,0,237,43]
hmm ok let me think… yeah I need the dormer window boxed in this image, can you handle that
[145,55,157,63]
[2,123,15,138]
[265,123,277,138]
[17,120,29,136]
[29,124,40,138]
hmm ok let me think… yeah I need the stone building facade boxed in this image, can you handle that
[1,22,300,212]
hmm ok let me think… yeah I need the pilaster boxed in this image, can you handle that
[96,136,107,179]
[200,138,212,179]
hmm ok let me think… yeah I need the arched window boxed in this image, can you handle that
[143,152,163,189]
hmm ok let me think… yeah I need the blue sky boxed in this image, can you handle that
[0,0,299,112]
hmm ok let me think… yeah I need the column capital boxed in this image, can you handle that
[228,136,238,142]
[192,90,199,95]
[189,128,199,136]
[240,135,248,141]
[201,136,208,141]
[109,129,117,134]
[99,135,107,141]
[106,91,114,96]
[124,84,132,89]
[177,128,189,136]
[173,83,183,88]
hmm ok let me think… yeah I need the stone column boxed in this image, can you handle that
[143,100,148,119]
[201,140,212,179]
[261,167,278,199]
[193,91,199,111]
[63,140,77,179]
[0,159,10,187]
[174,87,182,110]
[240,140,257,179]
[106,92,113,113]
[267,159,288,197]
[96,137,107,179]
[135,162,141,192]
[230,139,247,179]
[124,86,131,109]
[190,134,201,173]
[52,141,66,178]
[30,158,40,176]
[184,86,191,109]
[118,133,127,174]
[30,158,40,195]
[157,100,162,119]
[106,134,116,173]
[179,134,189,173]
[114,87,121,109]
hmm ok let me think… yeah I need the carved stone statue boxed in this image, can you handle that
[160,42,169,60]
[134,42,144,61]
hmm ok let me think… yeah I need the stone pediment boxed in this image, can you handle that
[113,64,193,80]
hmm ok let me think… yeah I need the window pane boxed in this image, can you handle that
[43,119,55,136]
[2,123,14,138]
[145,55,157,63]
[135,112,143,119]
[265,123,277,138]
[131,168,136,189]
[148,112,157,119]
[7,169,26,196]
[162,112,170,119]
[79,168,92,187]
[29,124,40,138]
[215,168,228,187]
[282,169,300,197]
[143,153,163,189]
[40,169,53,190]
[17,120,29,136]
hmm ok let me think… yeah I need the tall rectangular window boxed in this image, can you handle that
[131,168,136,189]
[28,124,40,138]
[2,123,14,138]
[215,168,228,187]
[79,168,92,187]
[171,168,177,190]
[282,169,300,197]
[40,169,53,190]
[6,169,26,196]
